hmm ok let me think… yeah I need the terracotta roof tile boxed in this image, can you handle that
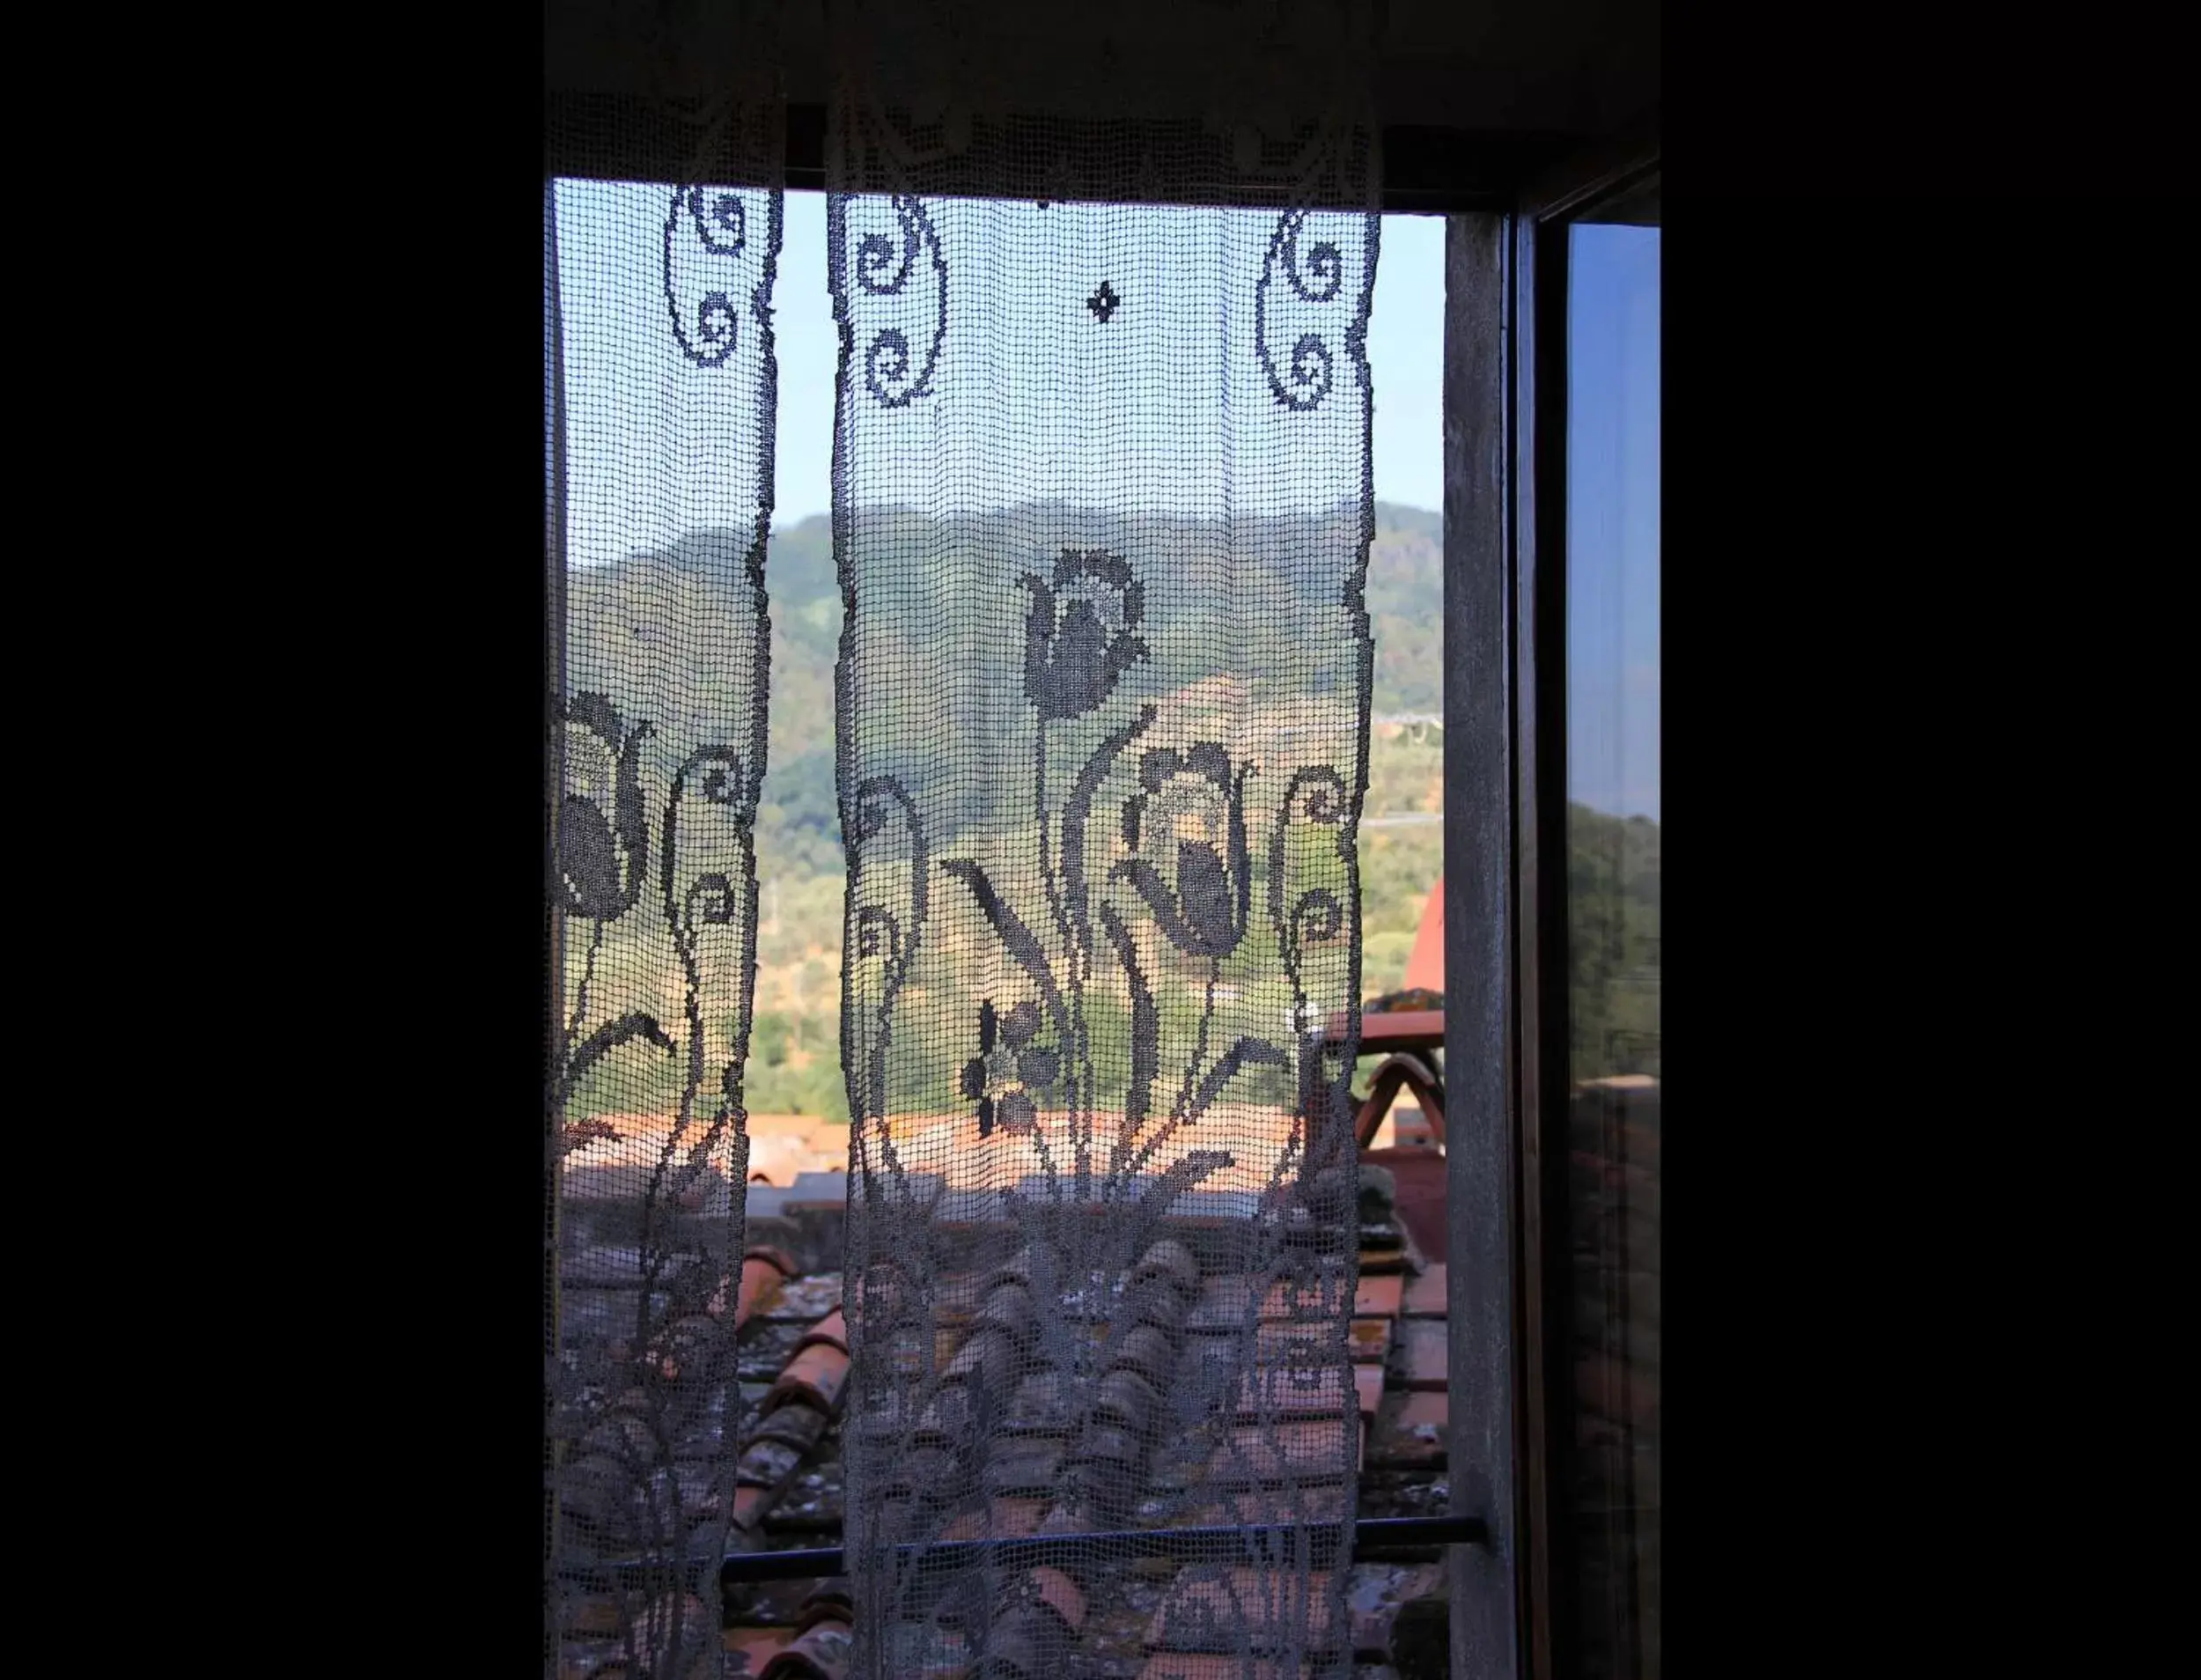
[940,1496,1049,1541]
[720,1293,856,1538]
[756,1272,845,1323]
[738,1436,813,1492]
[983,1603,1078,1675]
[1189,1276,1351,1328]
[575,1595,717,1680]
[1402,1263,1448,1317]
[1147,1566,1338,1653]
[1396,1319,1448,1393]
[730,1481,776,1532]
[1185,1481,1351,1526]
[980,1281,1041,1345]
[723,1626,794,1674]
[1206,1419,1355,1483]
[767,1341,851,1416]
[729,1573,842,1632]
[760,1456,844,1531]
[1366,1392,1448,1470]
[1353,1273,1403,1318]
[1029,1564,1088,1632]
[747,1399,832,1452]
[1347,1315,1395,1364]
[1346,1560,1446,1658]
[1354,1361,1387,1419]
[1107,1322,1178,1386]
[1130,1238,1203,1297]
[1096,1367,1165,1436]
[755,1612,852,1680]
[980,1438,1065,1496]
[725,1246,798,1323]
[1236,1363,1348,1418]
[564,1595,624,1638]
[1137,1657,1287,1679]
[1363,1146,1449,1263]
[603,1166,1459,1671]
[792,1581,854,1636]
[795,1308,847,1354]
[738,1321,814,1382]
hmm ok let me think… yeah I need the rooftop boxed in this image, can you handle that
[557,1156,1457,1679]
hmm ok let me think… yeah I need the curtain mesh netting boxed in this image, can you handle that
[548,10,1385,1676]
[827,80,1382,1680]
[547,91,784,1679]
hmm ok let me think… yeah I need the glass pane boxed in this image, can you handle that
[1564,188,1660,1680]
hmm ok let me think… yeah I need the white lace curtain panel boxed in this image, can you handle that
[547,100,786,1680]
[548,23,1383,1679]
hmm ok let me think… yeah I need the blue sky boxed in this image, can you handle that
[558,184,1446,556]
[1566,224,1661,822]
[773,192,1446,525]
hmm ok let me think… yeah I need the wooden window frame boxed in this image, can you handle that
[1438,111,1658,1680]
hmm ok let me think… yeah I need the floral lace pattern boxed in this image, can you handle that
[548,175,782,1680]
[830,174,1381,1676]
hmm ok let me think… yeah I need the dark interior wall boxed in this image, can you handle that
[544,0,1660,142]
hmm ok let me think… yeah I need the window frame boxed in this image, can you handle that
[1438,203,1522,1680]
[545,121,1660,1674]
[1513,132,1661,1680]
[1435,113,1658,1680]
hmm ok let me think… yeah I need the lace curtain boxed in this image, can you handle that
[547,7,1387,1672]
[827,78,1383,1680]
[547,99,784,1678]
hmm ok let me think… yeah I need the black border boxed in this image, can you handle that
[231,9,549,1650]
[313,13,550,1662]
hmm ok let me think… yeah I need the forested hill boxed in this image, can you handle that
[561,505,1658,1121]
[750,502,1439,690]
[570,501,1444,878]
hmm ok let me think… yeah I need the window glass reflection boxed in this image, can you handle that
[1565,195,1659,1680]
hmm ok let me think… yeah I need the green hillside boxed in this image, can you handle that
[563,503,1653,1119]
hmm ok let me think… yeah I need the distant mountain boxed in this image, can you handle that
[754,498,1443,713]
[1363,503,1441,717]
[558,505,1653,1122]
[566,502,1446,895]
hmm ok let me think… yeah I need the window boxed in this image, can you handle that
[550,171,1476,1677]
[1563,184,1660,1680]
[547,101,1662,1680]
[1514,163,1660,1680]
